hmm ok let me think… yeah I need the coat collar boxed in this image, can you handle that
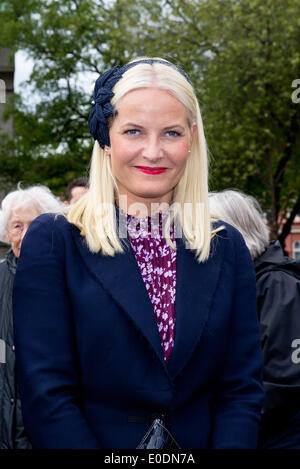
[167,235,225,379]
[71,223,226,381]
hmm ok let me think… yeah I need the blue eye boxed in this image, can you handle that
[124,129,140,135]
[166,130,181,137]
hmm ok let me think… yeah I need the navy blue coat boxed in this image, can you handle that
[13,214,264,449]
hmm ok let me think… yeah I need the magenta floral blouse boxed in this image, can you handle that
[126,212,177,363]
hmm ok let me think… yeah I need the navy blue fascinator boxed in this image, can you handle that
[88,59,192,149]
[88,65,123,149]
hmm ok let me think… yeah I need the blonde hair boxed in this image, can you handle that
[209,189,270,260]
[68,58,220,262]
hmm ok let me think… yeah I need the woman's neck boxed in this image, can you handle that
[116,193,173,219]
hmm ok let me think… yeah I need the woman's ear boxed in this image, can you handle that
[4,229,10,244]
[104,146,111,156]
[191,123,198,140]
[188,123,197,151]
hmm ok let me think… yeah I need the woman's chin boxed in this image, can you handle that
[132,190,173,204]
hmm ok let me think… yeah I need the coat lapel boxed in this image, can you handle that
[71,221,226,381]
[70,224,169,375]
[167,232,225,380]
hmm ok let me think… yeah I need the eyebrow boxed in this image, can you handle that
[120,122,186,130]
[164,124,186,130]
[120,122,143,129]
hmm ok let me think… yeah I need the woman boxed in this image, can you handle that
[0,185,62,449]
[209,189,300,449]
[13,58,264,449]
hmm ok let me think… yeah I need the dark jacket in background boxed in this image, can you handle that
[0,249,31,449]
[255,240,300,448]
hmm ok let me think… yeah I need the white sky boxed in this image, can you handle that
[14,50,98,106]
[14,50,33,92]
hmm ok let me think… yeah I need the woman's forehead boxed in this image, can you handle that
[118,87,181,105]
[115,87,188,122]
[9,205,41,222]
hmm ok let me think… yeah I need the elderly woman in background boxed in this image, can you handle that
[0,185,62,449]
[209,189,300,449]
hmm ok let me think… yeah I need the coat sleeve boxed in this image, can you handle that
[13,214,101,449]
[257,270,300,412]
[210,229,264,449]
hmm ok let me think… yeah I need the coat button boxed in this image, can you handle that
[12,345,15,352]
[10,398,14,404]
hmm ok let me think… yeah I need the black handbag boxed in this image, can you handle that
[136,417,181,449]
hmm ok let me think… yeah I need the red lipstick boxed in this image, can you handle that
[135,166,168,175]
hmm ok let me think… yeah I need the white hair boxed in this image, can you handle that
[0,184,63,243]
[209,189,270,260]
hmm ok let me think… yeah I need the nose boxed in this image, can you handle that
[142,134,164,162]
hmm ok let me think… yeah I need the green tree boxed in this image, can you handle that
[0,0,299,247]
[202,0,300,243]
[0,0,142,194]
[129,0,300,244]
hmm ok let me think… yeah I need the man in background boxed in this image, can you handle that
[64,177,88,205]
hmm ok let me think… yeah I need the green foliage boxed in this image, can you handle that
[0,0,142,195]
[201,0,300,238]
[0,0,299,240]
[127,0,300,238]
